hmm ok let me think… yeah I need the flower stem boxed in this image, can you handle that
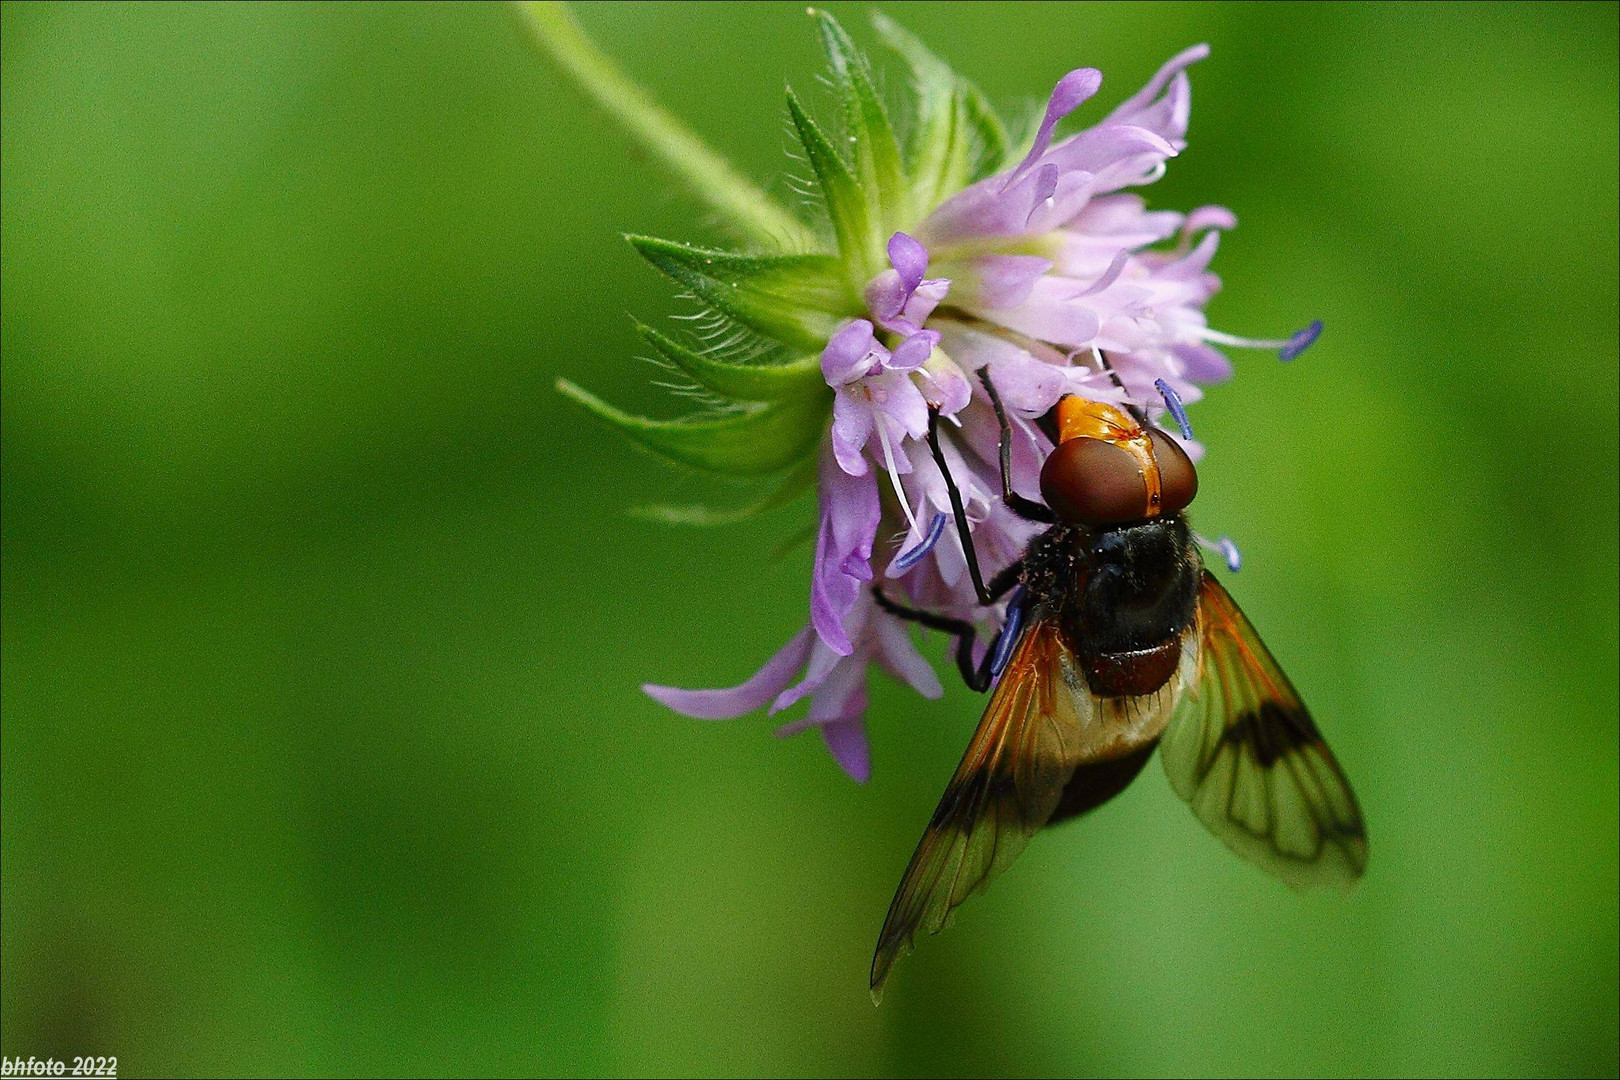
[511,1,815,251]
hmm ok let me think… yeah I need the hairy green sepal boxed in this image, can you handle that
[556,379,828,477]
[628,237,849,352]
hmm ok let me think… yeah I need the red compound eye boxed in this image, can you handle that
[1149,429,1198,514]
[1039,430,1198,526]
[1040,438,1141,525]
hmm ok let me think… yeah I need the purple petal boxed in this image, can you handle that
[1025,163,1061,218]
[774,652,867,733]
[934,325,1068,416]
[918,360,972,416]
[919,180,1024,245]
[1181,204,1237,237]
[920,169,1064,246]
[821,319,877,386]
[922,50,1203,246]
[898,277,950,330]
[830,392,874,476]
[1024,169,1103,234]
[920,161,1097,246]
[969,277,1102,347]
[810,457,881,655]
[1003,67,1103,191]
[810,516,857,656]
[1172,342,1234,384]
[880,370,933,439]
[887,232,930,293]
[1073,249,1132,298]
[863,269,908,325]
[993,356,1067,415]
[773,624,856,714]
[1105,352,1202,407]
[1101,44,1209,135]
[1159,228,1221,280]
[966,255,1052,309]
[873,610,944,699]
[824,457,881,567]
[820,718,871,782]
[1067,193,1184,247]
[808,657,867,722]
[887,329,939,372]
[1046,124,1178,194]
[643,624,814,720]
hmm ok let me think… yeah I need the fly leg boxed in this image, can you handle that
[926,406,1020,607]
[873,565,1023,693]
[977,368,1056,524]
[909,402,1034,690]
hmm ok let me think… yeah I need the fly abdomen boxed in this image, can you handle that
[1084,638,1185,698]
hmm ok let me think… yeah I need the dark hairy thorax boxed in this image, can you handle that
[1023,515,1203,698]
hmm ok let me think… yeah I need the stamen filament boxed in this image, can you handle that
[876,419,920,534]
[1198,319,1323,361]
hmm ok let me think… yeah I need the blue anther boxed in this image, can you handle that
[1154,378,1194,440]
[1278,319,1323,361]
[892,513,949,573]
[989,587,1026,679]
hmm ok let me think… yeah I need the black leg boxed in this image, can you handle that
[985,558,1024,600]
[976,369,1057,524]
[925,406,995,606]
[874,582,1023,693]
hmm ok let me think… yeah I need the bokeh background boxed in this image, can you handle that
[3,2,1616,1076]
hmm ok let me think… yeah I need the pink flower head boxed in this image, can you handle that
[630,25,1322,779]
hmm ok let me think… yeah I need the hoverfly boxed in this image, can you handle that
[868,368,1367,998]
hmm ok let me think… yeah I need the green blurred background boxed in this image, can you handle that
[3,2,1615,1076]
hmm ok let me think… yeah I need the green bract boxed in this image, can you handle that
[516,3,1011,519]
[625,239,848,351]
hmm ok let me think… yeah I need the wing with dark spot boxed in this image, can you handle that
[1161,572,1368,888]
[870,617,1083,999]
[870,614,1180,999]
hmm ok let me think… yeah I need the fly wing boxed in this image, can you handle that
[1160,572,1368,888]
[870,614,1187,999]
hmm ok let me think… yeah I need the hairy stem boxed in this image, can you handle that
[511,2,815,251]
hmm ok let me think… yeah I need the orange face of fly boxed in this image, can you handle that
[1038,396,1198,526]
